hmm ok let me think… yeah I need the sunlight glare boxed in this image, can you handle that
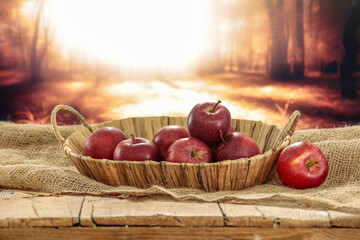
[260,86,274,93]
[44,0,208,69]
[67,81,87,89]
[105,81,266,120]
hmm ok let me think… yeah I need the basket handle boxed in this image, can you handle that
[272,110,301,151]
[51,105,92,146]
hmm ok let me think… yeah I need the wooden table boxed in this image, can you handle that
[0,190,359,239]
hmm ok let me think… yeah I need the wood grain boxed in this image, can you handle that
[1,191,359,229]
[0,191,83,228]
[219,203,360,228]
[219,203,273,227]
[328,210,360,228]
[80,196,224,227]
[255,205,331,228]
[1,227,360,240]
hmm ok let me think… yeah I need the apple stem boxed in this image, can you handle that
[306,157,319,171]
[219,130,226,144]
[190,149,195,157]
[210,100,221,113]
[130,134,136,144]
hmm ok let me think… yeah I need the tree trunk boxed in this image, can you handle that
[0,35,4,70]
[236,25,242,70]
[30,0,44,82]
[8,20,17,68]
[211,0,223,73]
[265,36,271,75]
[248,25,253,70]
[266,0,292,80]
[293,0,305,79]
[340,0,360,99]
[229,22,235,72]
[309,0,313,31]
[16,17,26,69]
[266,48,269,74]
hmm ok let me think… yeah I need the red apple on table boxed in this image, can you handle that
[187,100,231,145]
[214,132,260,161]
[277,142,329,189]
[165,137,212,164]
[84,127,127,160]
[113,135,159,161]
[152,125,190,160]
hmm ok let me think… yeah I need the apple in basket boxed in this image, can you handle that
[187,100,231,145]
[214,132,260,161]
[277,142,329,189]
[166,137,212,163]
[227,125,235,135]
[208,125,236,154]
[84,127,127,160]
[152,125,190,160]
[113,135,159,161]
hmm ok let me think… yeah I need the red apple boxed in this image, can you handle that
[209,125,236,154]
[187,100,231,145]
[152,125,190,160]
[214,132,260,161]
[84,127,127,160]
[277,142,328,189]
[227,125,235,135]
[113,135,159,161]
[166,137,212,164]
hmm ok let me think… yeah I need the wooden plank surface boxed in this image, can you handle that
[0,191,83,228]
[219,203,273,227]
[219,203,346,228]
[255,205,331,228]
[328,210,360,228]
[1,227,360,240]
[0,190,359,229]
[80,196,223,227]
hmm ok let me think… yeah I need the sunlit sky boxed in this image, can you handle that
[23,0,210,69]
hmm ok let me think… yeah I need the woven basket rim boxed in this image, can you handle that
[63,116,291,166]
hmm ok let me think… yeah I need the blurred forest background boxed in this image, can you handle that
[0,0,359,129]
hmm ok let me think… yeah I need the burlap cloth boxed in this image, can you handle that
[1,122,359,213]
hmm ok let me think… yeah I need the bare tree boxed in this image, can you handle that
[340,0,360,99]
[211,0,223,73]
[30,0,45,82]
[247,25,253,70]
[293,0,305,79]
[229,22,235,72]
[16,11,27,69]
[308,0,313,37]
[266,0,292,80]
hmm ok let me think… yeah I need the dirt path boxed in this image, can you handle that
[0,71,359,129]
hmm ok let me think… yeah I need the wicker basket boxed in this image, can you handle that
[51,105,300,192]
